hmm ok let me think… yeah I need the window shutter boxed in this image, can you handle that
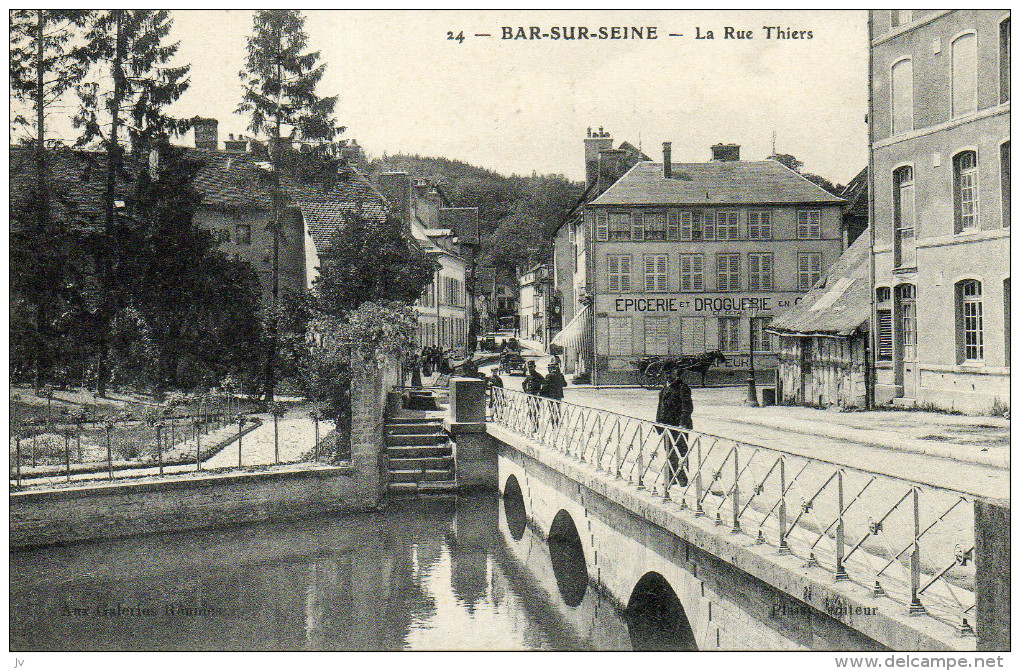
[748,212,760,239]
[798,211,808,238]
[763,254,773,290]
[692,255,704,291]
[810,211,821,238]
[620,255,632,292]
[680,212,692,241]
[632,211,644,241]
[749,254,760,291]
[703,212,715,240]
[644,254,655,292]
[608,255,620,292]
[596,211,608,241]
[680,256,691,291]
[761,212,771,238]
[667,211,679,240]
[657,254,668,291]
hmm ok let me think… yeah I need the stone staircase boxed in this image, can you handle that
[385,416,457,494]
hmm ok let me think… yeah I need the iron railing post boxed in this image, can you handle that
[909,486,925,614]
[778,456,790,554]
[64,433,71,482]
[731,446,741,533]
[156,424,164,476]
[15,436,22,487]
[695,437,705,517]
[835,468,848,580]
[636,425,645,489]
[614,421,622,479]
[106,424,113,480]
[196,419,202,472]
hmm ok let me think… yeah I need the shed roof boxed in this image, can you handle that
[770,230,870,337]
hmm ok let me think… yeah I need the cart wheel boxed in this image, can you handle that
[642,361,664,389]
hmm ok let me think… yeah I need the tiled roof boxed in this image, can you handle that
[589,160,845,206]
[9,147,135,230]
[841,167,868,218]
[770,230,870,337]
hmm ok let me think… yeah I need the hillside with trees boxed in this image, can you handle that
[368,154,584,274]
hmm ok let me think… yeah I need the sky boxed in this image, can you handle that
[30,10,871,186]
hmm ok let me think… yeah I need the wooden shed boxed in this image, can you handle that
[769,232,870,409]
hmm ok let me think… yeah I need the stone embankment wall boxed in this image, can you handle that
[10,353,395,550]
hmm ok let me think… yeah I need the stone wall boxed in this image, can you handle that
[10,466,364,550]
[975,500,1011,651]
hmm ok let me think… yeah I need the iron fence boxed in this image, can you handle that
[489,387,977,635]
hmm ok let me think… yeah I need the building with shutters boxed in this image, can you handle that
[582,141,845,386]
[869,10,1010,412]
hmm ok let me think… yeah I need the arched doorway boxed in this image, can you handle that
[547,509,588,607]
[625,572,698,651]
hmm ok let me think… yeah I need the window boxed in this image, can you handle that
[957,280,984,362]
[644,316,670,356]
[893,166,916,267]
[236,224,251,244]
[680,254,705,291]
[951,33,977,117]
[890,10,911,27]
[1002,18,1011,104]
[748,253,774,291]
[716,211,740,240]
[716,253,740,292]
[631,211,645,241]
[608,212,631,241]
[607,254,633,292]
[644,212,667,240]
[680,317,706,355]
[703,212,716,240]
[1002,141,1010,227]
[608,317,633,356]
[954,151,979,232]
[1005,278,1011,365]
[747,211,772,239]
[595,210,608,241]
[718,317,740,352]
[876,287,893,362]
[797,210,821,239]
[680,211,705,241]
[798,253,822,290]
[891,58,914,135]
[666,211,680,240]
[644,253,668,292]
[896,284,917,360]
[751,316,773,352]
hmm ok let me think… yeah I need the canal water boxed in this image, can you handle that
[9,492,674,651]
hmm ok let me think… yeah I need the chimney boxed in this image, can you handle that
[662,142,672,179]
[224,133,248,153]
[595,148,628,196]
[193,117,218,150]
[711,143,740,162]
[584,126,614,191]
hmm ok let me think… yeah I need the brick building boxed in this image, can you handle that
[869,10,1010,412]
[578,140,845,386]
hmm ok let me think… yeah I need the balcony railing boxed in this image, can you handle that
[489,387,977,636]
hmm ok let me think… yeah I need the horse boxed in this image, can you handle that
[679,350,727,386]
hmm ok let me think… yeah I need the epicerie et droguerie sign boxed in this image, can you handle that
[603,293,805,315]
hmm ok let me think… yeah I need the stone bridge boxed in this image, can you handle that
[445,379,1009,652]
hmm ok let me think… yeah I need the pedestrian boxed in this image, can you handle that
[522,360,544,434]
[422,348,433,377]
[410,353,423,388]
[460,357,479,378]
[486,371,504,416]
[655,368,693,489]
[539,362,567,428]
[438,352,452,376]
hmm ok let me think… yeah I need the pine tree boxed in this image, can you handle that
[237,9,343,403]
[73,9,190,395]
[10,10,91,387]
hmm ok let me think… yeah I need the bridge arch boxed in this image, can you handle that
[548,509,588,607]
[625,571,698,651]
[502,474,527,541]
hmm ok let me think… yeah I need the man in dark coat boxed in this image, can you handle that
[522,360,544,434]
[656,368,693,488]
[539,362,568,428]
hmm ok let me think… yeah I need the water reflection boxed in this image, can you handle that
[10,494,642,650]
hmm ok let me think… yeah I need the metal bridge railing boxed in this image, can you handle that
[489,387,977,635]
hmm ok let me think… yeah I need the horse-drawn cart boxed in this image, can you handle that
[631,351,727,389]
